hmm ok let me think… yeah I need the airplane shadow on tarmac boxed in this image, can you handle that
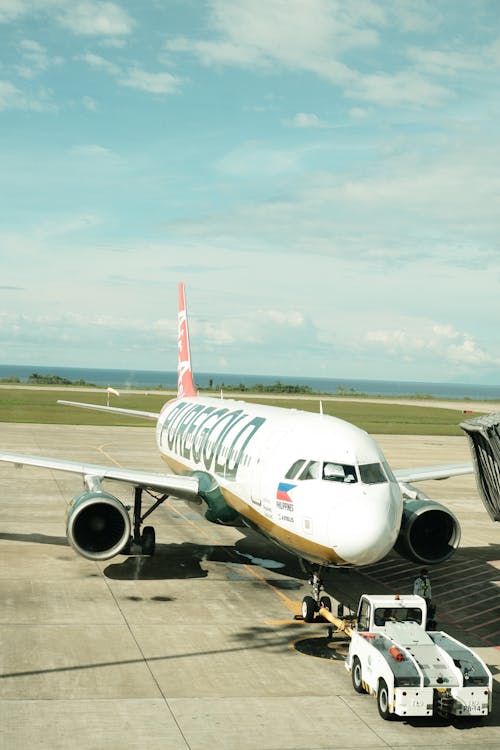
[1,526,499,652]
[102,528,500,654]
[102,530,305,582]
[0,531,68,547]
[1,526,499,725]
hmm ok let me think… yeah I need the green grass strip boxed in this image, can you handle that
[0,388,487,435]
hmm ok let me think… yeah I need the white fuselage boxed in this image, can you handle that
[156,396,403,567]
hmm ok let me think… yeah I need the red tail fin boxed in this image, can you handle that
[177,282,196,398]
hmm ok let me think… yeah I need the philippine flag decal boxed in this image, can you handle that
[276,482,296,502]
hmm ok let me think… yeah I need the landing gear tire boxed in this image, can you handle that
[319,595,332,611]
[377,679,394,720]
[141,526,156,556]
[302,596,317,623]
[352,656,366,694]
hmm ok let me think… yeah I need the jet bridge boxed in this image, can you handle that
[460,412,500,522]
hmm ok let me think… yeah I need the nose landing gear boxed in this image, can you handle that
[301,567,332,622]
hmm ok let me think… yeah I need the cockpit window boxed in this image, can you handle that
[323,462,357,483]
[359,462,387,484]
[285,459,306,479]
[296,460,358,482]
[299,460,321,480]
[382,460,396,483]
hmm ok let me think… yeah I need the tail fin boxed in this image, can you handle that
[177,282,197,398]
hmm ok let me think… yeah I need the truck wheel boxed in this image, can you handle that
[377,679,393,720]
[352,656,366,694]
[302,596,317,622]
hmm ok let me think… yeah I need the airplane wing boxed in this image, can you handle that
[57,400,160,420]
[0,450,199,500]
[393,464,472,483]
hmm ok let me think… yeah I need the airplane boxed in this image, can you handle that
[0,283,485,620]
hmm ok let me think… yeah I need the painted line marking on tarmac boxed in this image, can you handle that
[442,589,500,616]
[241,563,302,616]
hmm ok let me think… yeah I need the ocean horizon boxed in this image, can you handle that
[1,364,500,401]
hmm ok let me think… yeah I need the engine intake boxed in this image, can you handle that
[66,490,131,560]
[394,496,461,564]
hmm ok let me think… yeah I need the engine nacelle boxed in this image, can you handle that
[66,490,131,560]
[394,495,461,564]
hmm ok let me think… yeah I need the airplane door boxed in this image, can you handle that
[251,456,263,506]
[251,431,288,510]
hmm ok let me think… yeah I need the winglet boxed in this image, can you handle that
[177,282,196,397]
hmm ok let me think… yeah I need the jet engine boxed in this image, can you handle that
[394,490,461,564]
[66,489,131,561]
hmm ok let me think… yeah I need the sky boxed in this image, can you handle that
[0,0,499,384]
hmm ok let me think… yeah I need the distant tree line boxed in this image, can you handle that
[26,373,96,386]
[335,385,362,396]
[203,379,314,394]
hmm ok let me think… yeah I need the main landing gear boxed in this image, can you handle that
[123,486,169,556]
[301,566,332,622]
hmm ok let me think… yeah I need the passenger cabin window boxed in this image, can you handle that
[285,459,306,480]
[323,462,357,483]
[359,462,387,484]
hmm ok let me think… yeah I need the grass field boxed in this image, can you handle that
[0,387,485,435]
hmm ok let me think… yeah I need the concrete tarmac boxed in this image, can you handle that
[0,423,499,750]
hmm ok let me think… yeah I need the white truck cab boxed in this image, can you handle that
[345,594,492,720]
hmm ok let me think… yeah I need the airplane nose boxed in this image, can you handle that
[330,483,401,565]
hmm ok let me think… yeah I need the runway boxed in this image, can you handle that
[0,423,499,749]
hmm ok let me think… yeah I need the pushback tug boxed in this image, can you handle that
[312,593,493,721]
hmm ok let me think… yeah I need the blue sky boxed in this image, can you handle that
[1,1,499,384]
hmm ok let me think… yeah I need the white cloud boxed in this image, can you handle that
[120,68,181,95]
[78,55,182,96]
[448,338,494,366]
[349,106,370,119]
[0,1,134,37]
[365,321,500,368]
[69,144,114,157]
[79,52,120,75]
[33,213,104,238]
[488,37,500,65]
[287,112,328,128]
[82,95,97,110]
[266,310,304,326]
[389,1,440,32]
[0,79,55,111]
[300,145,500,228]
[407,46,492,76]
[55,1,134,37]
[166,36,265,69]
[190,305,309,355]
[15,39,63,78]
[347,71,451,107]
[0,0,27,23]
[165,0,454,108]
[217,141,301,178]
[0,80,26,110]
[0,311,175,353]
[166,0,372,78]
